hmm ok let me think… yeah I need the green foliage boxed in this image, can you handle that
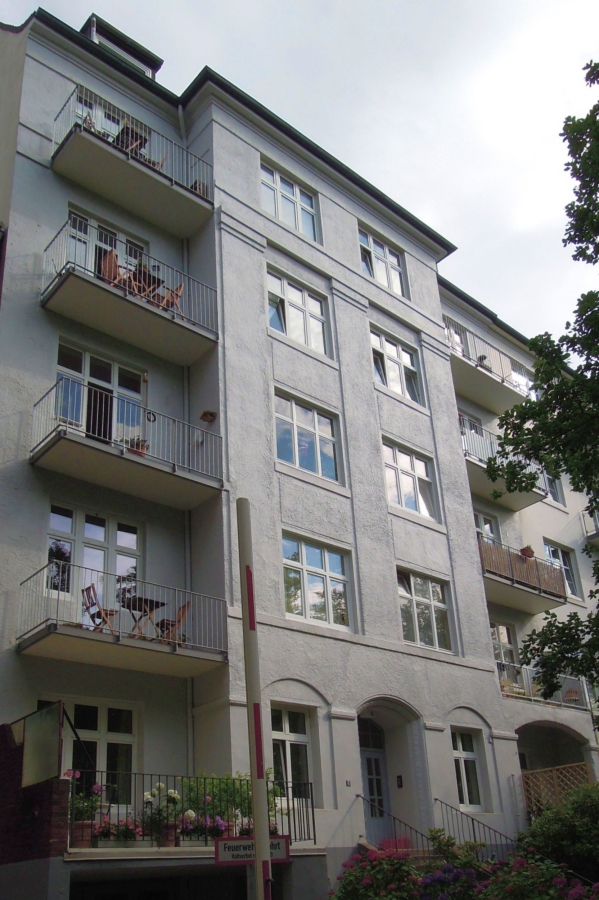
[331,848,426,900]
[524,783,599,883]
[476,851,594,900]
[563,62,599,265]
[427,829,485,871]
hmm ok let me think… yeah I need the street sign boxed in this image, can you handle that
[215,835,290,866]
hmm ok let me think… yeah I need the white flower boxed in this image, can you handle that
[167,790,180,801]
[155,782,165,791]
[151,789,158,798]
[184,809,196,820]
[143,792,152,803]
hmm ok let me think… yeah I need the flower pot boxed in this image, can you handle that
[128,447,147,458]
[520,547,535,559]
[159,823,180,847]
[70,820,94,848]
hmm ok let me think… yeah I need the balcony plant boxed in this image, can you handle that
[519,545,535,559]
[140,782,181,846]
[179,807,228,842]
[125,436,149,458]
[94,815,142,847]
[66,769,104,849]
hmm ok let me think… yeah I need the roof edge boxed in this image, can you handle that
[438,274,531,349]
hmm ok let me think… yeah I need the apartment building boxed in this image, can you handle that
[0,10,596,900]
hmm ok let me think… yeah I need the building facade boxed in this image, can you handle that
[0,10,596,900]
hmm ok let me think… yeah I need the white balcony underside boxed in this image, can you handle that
[42,270,216,366]
[31,431,221,509]
[17,623,225,677]
[450,354,525,414]
[483,574,566,615]
[52,130,212,238]
[465,458,546,510]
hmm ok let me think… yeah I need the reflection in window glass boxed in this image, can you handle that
[275,395,339,481]
[397,571,452,651]
[282,535,350,627]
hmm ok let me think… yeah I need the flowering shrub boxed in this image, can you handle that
[330,848,424,899]
[64,770,104,820]
[476,853,599,900]
[179,802,228,839]
[140,782,181,839]
[94,815,141,841]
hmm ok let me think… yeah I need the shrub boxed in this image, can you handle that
[476,851,599,900]
[524,784,599,882]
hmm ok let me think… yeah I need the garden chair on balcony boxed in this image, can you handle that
[158,600,191,645]
[81,583,118,635]
[101,250,131,291]
[153,282,184,316]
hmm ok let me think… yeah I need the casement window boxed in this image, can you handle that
[452,731,482,810]
[490,622,517,664]
[282,535,350,628]
[543,541,579,597]
[275,393,339,482]
[267,271,330,357]
[261,164,318,241]
[473,510,499,541]
[359,229,407,296]
[56,343,145,447]
[271,707,311,794]
[47,504,140,601]
[371,330,422,405]
[546,475,564,505]
[383,443,437,519]
[397,570,452,651]
[68,211,146,281]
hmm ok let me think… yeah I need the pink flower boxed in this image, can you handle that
[205,795,212,803]
[91,783,103,793]
[341,860,354,868]
[512,858,527,870]
[366,849,380,860]
[361,875,373,886]
[553,878,568,887]
[568,888,586,900]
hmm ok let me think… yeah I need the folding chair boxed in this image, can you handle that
[101,249,131,290]
[155,283,184,315]
[158,600,191,645]
[81,583,118,634]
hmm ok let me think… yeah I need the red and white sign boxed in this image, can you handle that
[215,835,290,866]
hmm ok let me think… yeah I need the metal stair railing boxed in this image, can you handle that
[434,798,515,862]
[356,794,436,858]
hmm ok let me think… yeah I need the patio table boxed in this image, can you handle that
[120,595,166,639]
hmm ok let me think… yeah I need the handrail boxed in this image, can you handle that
[477,534,567,600]
[42,218,218,335]
[356,794,436,857]
[460,415,548,493]
[497,661,590,710]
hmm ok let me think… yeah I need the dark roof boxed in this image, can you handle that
[32,8,456,259]
[438,274,531,349]
[79,13,163,73]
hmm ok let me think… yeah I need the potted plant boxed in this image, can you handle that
[126,436,149,458]
[140,783,181,846]
[66,770,103,849]
[179,808,228,843]
[238,822,279,836]
[95,815,141,848]
[520,545,535,559]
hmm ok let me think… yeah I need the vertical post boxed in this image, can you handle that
[237,499,272,900]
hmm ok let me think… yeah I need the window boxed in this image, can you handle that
[275,394,339,482]
[267,271,330,357]
[383,443,436,519]
[47,504,140,602]
[473,510,499,542]
[544,541,579,597]
[490,622,517,663]
[271,707,311,791]
[452,731,482,810]
[261,164,318,240]
[359,229,407,296]
[397,570,452,651]
[282,535,350,627]
[371,331,422,404]
[68,212,146,281]
[546,475,564,505]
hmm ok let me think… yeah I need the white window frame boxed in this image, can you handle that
[271,706,312,789]
[275,393,341,483]
[267,270,331,357]
[543,540,580,598]
[545,475,564,505]
[490,621,518,664]
[282,534,351,629]
[397,570,453,652]
[260,163,319,241]
[383,442,438,520]
[359,228,408,297]
[452,730,483,812]
[473,509,500,542]
[68,210,147,280]
[371,329,423,405]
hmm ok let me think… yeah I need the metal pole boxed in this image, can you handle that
[237,498,272,900]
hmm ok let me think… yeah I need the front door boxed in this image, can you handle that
[358,716,390,845]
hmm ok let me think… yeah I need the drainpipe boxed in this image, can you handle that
[90,15,98,43]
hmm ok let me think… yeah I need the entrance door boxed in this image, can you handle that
[358,716,390,845]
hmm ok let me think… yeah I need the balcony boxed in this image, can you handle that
[497,662,590,710]
[584,511,599,548]
[444,315,534,414]
[52,87,213,237]
[460,416,548,510]
[17,561,227,677]
[31,381,222,509]
[42,221,217,365]
[478,535,567,614]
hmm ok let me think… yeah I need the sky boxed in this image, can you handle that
[3,0,599,342]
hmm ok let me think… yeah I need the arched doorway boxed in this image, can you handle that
[517,722,591,818]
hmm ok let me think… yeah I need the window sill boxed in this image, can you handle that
[541,496,569,512]
[387,504,446,533]
[268,329,339,369]
[275,460,350,497]
[259,207,322,247]
[285,614,351,634]
[374,382,429,415]
[566,595,586,607]
[362,271,410,304]
[403,639,454,656]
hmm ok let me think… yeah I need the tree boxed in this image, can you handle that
[485,61,599,714]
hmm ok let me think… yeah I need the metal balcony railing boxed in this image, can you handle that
[68,772,315,847]
[54,86,213,202]
[497,662,590,710]
[31,380,222,481]
[444,315,534,398]
[478,534,567,599]
[460,416,548,493]
[43,219,218,335]
[18,560,228,655]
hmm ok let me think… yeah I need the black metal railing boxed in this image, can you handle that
[357,795,435,858]
[68,772,315,848]
[434,798,515,863]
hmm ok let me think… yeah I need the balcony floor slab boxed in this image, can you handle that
[43,270,216,365]
[466,457,546,510]
[17,623,226,677]
[52,129,212,238]
[31,431,221,509]
[484,573,566,615]
[450,353,525,414]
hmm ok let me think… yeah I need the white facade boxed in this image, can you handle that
[0,10,596,900]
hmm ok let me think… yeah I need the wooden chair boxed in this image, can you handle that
[155,283,184,315]
[158,600,191,645]
[101,250,131,291]
[81,583,118,635]
[82,112,96,132]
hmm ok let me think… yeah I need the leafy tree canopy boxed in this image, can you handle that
[485,62,599,711]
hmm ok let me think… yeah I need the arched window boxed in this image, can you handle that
[358,716,384,750]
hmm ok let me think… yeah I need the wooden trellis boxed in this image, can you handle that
[522,762,592,818]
